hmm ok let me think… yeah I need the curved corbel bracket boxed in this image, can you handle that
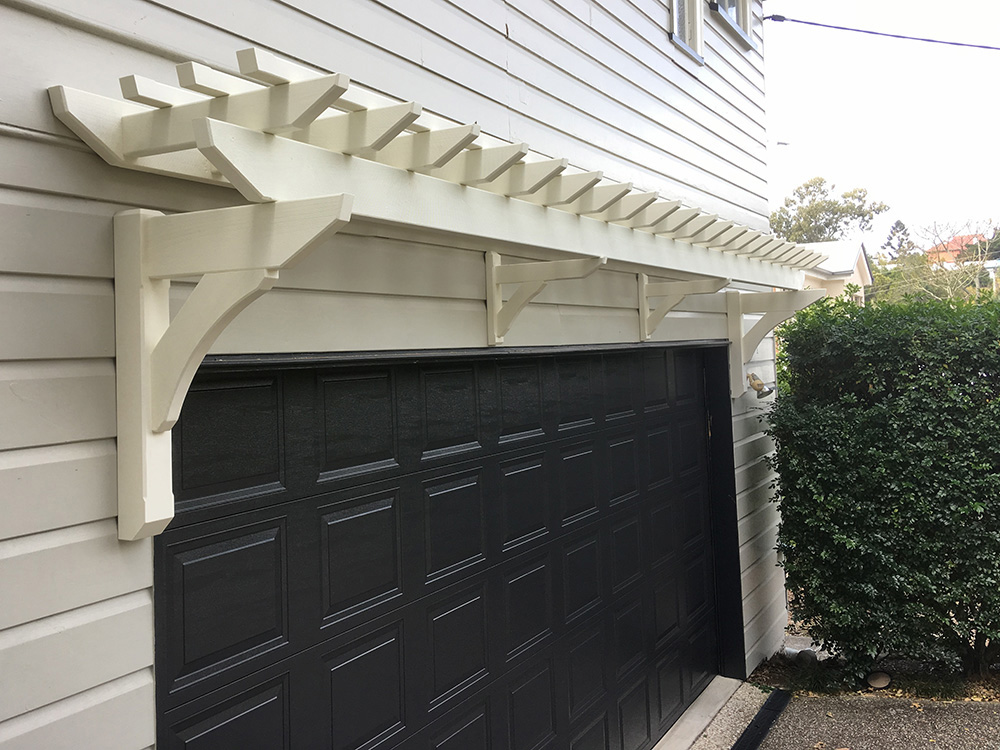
[149,268,278,434]
[639,275,730,340]
[487,252,607,345]
[114,195,353,540]
[727,289,826,396]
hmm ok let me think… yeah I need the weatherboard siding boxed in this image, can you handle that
[2,0,768,225]
[0,164,158,747]
[734,334,786,673]
[0,0,781,745]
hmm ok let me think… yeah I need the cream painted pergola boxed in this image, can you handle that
[49,48,824,540]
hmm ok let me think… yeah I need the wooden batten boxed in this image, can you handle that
[520,171,604,206]
[596,191,658,221]
[564,181,634,214]
[431,143,530,185]
[177,61,265,96]
[480,158,568,197]
[373,124,481,171]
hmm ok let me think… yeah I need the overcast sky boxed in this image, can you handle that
[763,0,1000,247]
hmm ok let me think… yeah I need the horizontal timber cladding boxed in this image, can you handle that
[155,346,726,749]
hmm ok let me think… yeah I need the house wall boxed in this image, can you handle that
[735,335,785,672]
[0,1,781,746]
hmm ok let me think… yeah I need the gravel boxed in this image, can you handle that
[759,693,1000,750]
[689,682,771,750]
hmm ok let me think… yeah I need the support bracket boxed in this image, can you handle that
[638,275,730,340]
[487,252,607,345]
[726,289,825,396]
[114,194,353,540]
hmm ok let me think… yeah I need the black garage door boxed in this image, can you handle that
[155,346,725,750]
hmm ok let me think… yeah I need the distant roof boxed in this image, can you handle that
[926,234,987,263]
[801,240,871,277]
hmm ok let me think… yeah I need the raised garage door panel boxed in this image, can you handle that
[154,347,719,750]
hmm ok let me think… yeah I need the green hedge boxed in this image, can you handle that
[768,295,1000,677]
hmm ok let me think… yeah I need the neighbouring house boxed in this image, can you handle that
[926,234,988,266]
[0,2,826,749]
[802,240,873,303]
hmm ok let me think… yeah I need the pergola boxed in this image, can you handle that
[49,47,824,540]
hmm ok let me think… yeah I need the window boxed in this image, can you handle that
[710,0,755,49]
[715,0,740,22]
[671,0,704,62]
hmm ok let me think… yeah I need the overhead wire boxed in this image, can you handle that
[764,15,1000,51]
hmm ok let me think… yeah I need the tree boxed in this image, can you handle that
[769,295,1000,679]
[770,177,889,243]
[868,222,998,303]
[881,219,918,258]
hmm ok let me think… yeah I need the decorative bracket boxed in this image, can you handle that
[726,289,825,396]
[115,194,353,540]
[487,252,607,345]
[638,275,730,340]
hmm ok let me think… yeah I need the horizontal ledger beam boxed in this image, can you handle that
[196,119,804,289]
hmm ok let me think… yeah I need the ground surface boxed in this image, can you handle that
[689,682,769,750]
[691,637,1000,750]
[759,693,1000,750]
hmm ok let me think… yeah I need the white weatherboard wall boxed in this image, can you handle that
[734,334,786,672]
[0,0,783,746]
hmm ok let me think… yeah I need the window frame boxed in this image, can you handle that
[670,0,705,64]
[709,0,756,50]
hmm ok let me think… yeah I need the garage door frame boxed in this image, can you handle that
[153,341,747,748]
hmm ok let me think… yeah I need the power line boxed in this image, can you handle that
[764,15,1000,51]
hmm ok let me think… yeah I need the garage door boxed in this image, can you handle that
[154,346,721,749]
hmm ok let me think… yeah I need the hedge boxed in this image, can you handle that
[768,294,1000,677]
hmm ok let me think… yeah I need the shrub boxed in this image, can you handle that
[768,294,1000,677]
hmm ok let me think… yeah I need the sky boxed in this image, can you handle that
[763,0,1000,248]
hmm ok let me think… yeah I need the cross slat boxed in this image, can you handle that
[121,74,350,157]
[121,75,211,107]
[372,124,479,171]
[291,102,422,154]
[176,62,266,96]
[596,191,657,221]
[431,143,530,185]
[564,182,633,215]
[624,200,681,229]
[373,124,481,171]
[480,158,568,197]
[520,171,604,206]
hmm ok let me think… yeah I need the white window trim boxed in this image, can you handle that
[670,0,705,64]
[709,0,756,50]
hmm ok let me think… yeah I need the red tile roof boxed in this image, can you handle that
[926,234,987,264]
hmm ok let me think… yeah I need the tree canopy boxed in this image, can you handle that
[770,177,889,243]
[881,219,918,257]
[868,222,998,303]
